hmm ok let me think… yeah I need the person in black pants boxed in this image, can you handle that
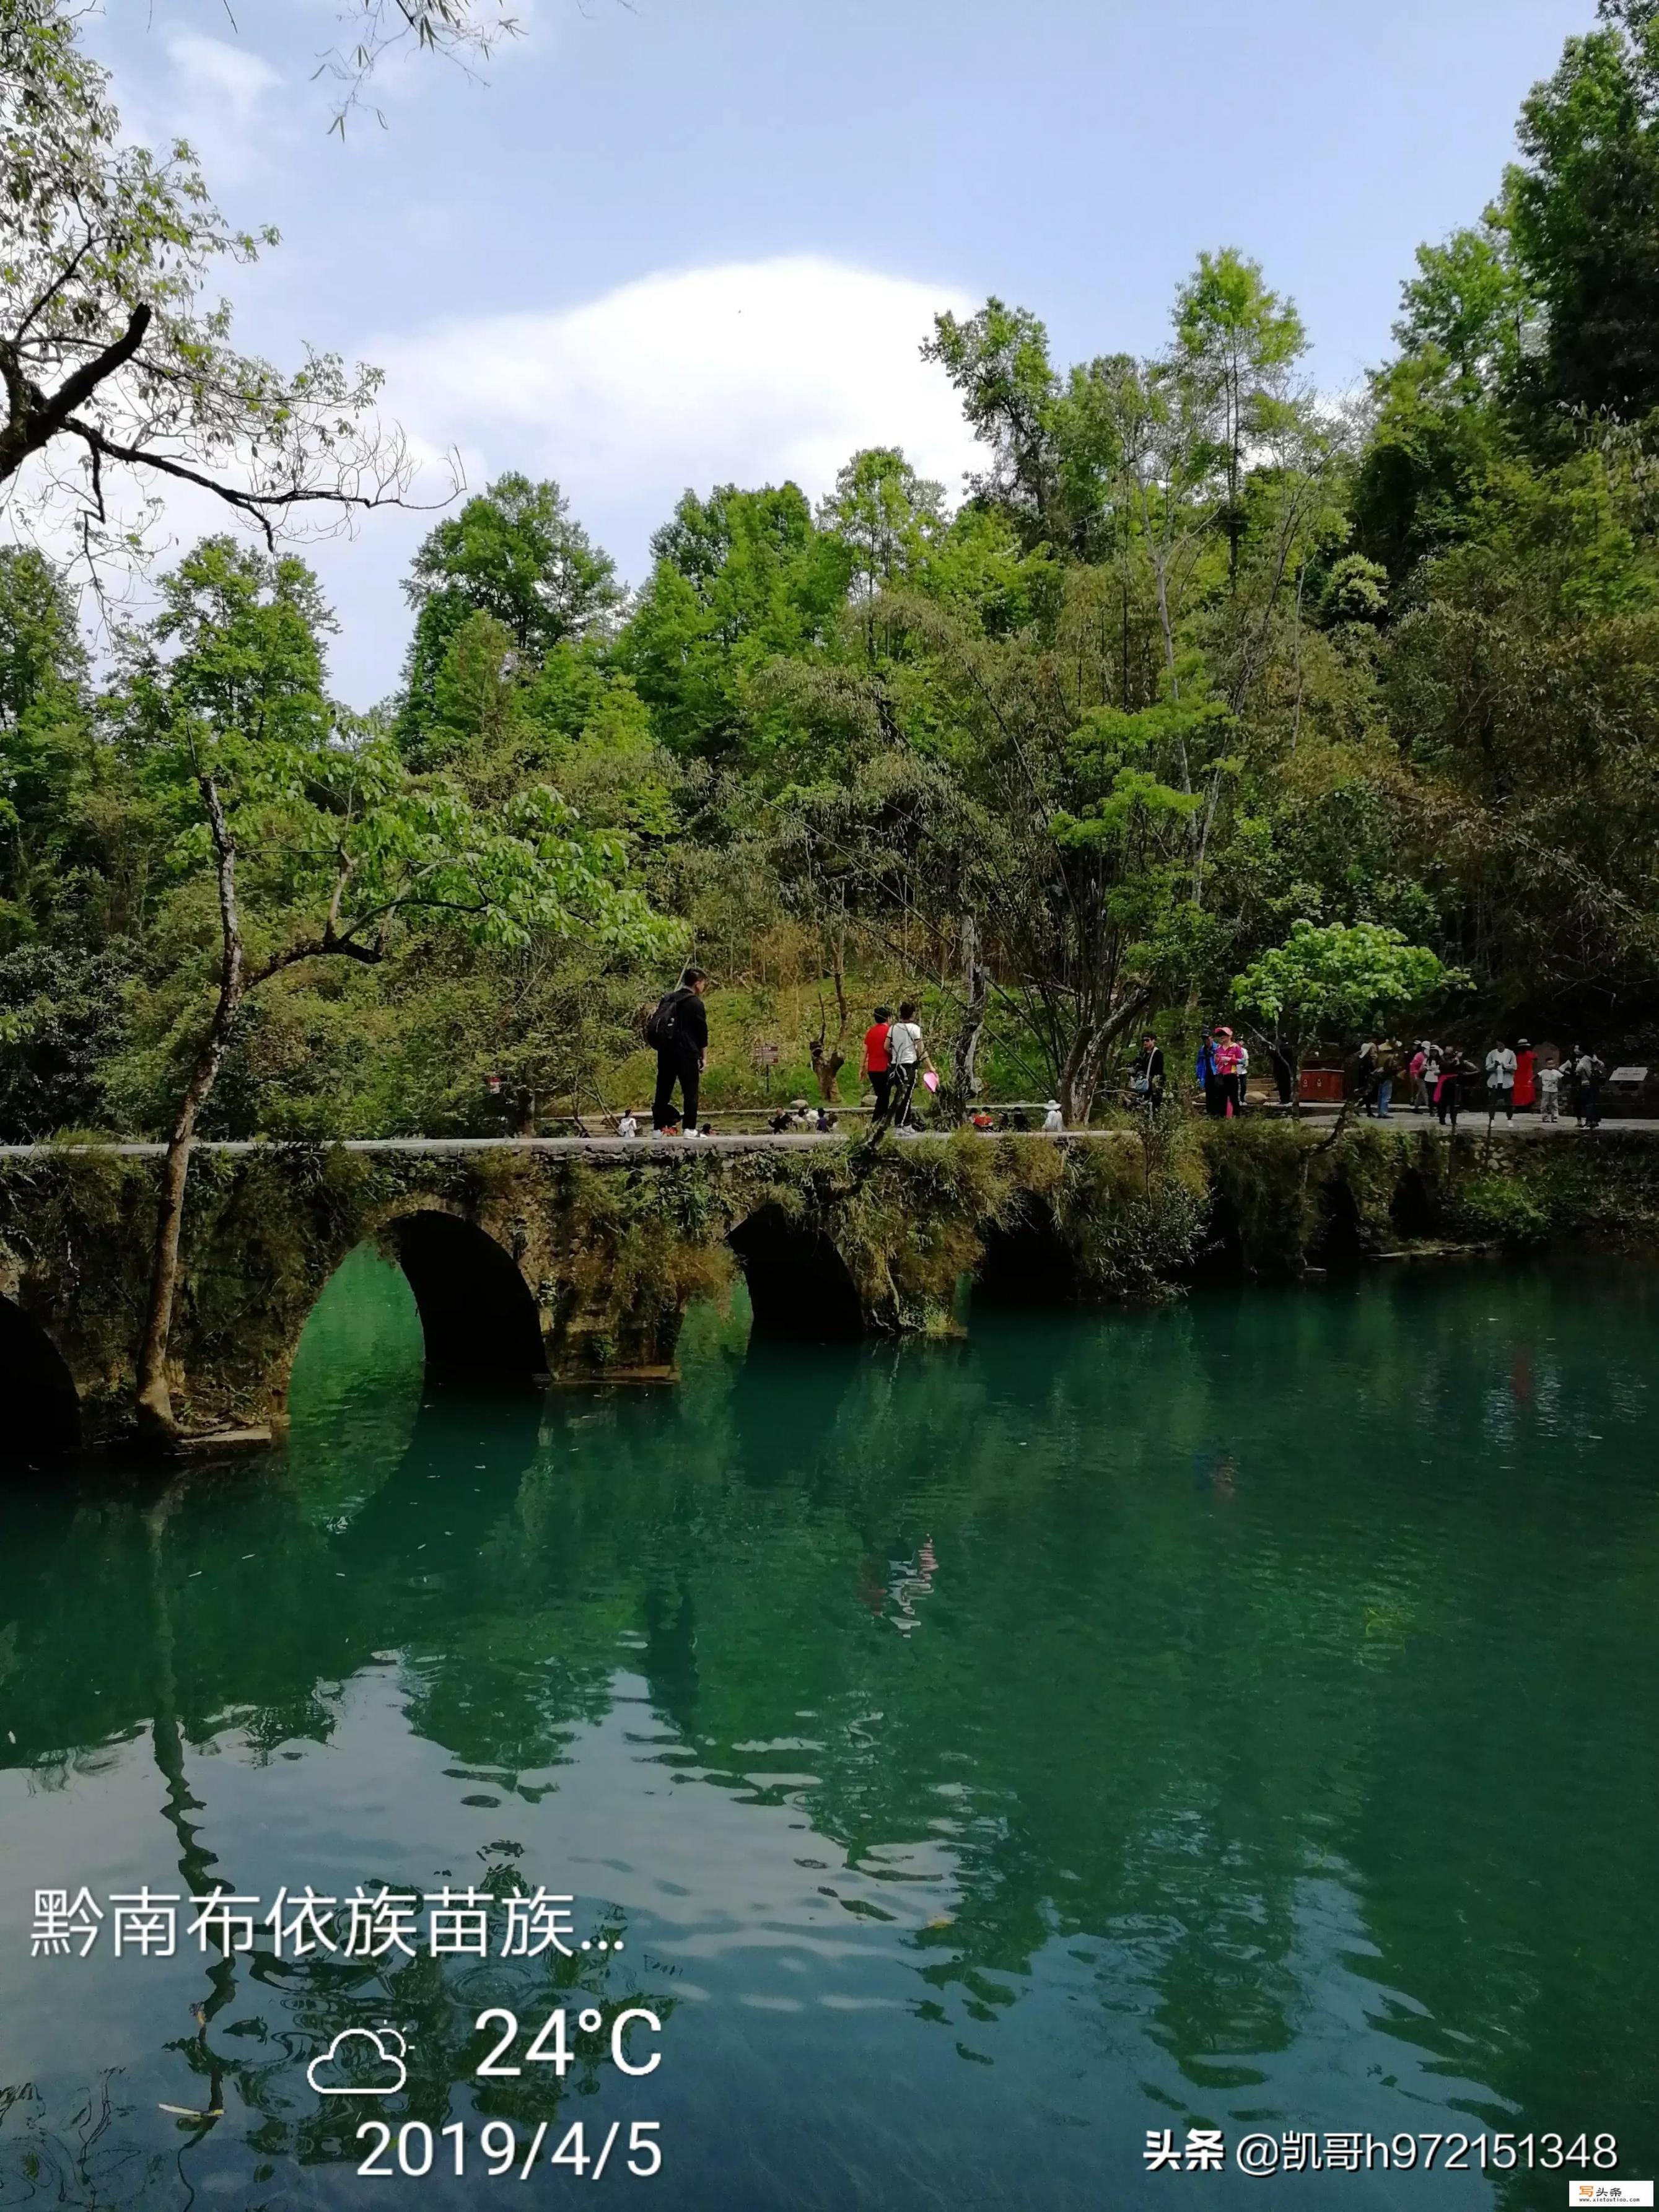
[651,967,709,1131]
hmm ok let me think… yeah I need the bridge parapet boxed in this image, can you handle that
[0,1133,1117,1446]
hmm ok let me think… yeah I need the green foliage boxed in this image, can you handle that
[1232,920,1463,1069]
[1507,7,1659,420]
[397,475,621,756]
[0,0,395,563]
[14,0,1659,1153]
[618,482,851,765]
[0,943,129,1134]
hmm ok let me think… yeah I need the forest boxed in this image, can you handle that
[4,0,1659,1146]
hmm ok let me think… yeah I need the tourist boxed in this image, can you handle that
[1419,1042,1442,1114]
[1357,1038,1379,1113]
[649,965,709,1134]
[1375,1037,1399,1119]
[970,1108,996,1130]
[1043,1099,1064,1132]
[815,1108,836,1132]
[886,1002,933,1127]
[616,1108,640,1139]
[1131,1034,1166,1108]
[1435,1049,1471,1127]
[1513,1038,1538,1115]
[1196,1027,1227,1117]
[1212,1027,1245,1117]
[1538,1055,1564,1127]
[1573,1044,1606,1129]
[1409,1041,1432,1113]
[1485,1037,1517,1124]
[864,1004,894,1126]
[1230,1033,1251,1114]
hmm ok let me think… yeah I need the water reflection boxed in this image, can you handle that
[1,1257,1657,2206]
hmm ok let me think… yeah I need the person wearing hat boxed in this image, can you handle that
[1212,1027,1244,1117]
[1043,1099,1064,1132]
[1196,1026,1229,1117]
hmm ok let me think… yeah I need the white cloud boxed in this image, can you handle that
[376,255,978,507]
[300,255,984,699]
[163,34,284,183]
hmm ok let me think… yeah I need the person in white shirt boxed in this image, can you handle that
[616,1110,639,1138]
[1043,1099,1064,1132]
[1536,1059,1564,1127]
[1485,1041,1517,1124]
[885,1001,934,1127]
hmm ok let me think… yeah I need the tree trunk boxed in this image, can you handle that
[808,926,850,1103]
[940,914,987,1124]
[135,775,243,1446]
[1057,1023,1108,1129]
[1056,990,1153,1129]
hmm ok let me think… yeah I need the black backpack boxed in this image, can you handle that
[642,992,680,1049]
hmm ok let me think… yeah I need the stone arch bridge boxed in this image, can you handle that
[0,1131,1152,1450]
[0,1119,1588,1453]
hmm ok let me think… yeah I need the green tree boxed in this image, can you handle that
[0,546,88,922]
[121,536,672,1443]
[1232,919,1461,1103]
[922,299,1061,545]
[1506,1,1659,421]
[0,1,403,567]
[397,474,620,755]
[618,483,850,766]
[1173,247,1308,590]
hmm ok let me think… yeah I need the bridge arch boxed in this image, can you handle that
[0,1295,81,1456]
[387,1210,548,1379]
[973,1196,1080,1306]
[727,1202,865,1343]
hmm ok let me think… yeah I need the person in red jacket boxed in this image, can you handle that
[864,1005,893,1125]
[1513,1038,1538,1113]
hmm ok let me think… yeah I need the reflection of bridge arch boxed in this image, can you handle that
[0,1294,81,1457]
[727,1203,864,1343]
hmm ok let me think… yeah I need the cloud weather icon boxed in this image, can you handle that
[306,2027,408,2097]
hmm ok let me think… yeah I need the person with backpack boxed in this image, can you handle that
[647,967,709,1132]
[886,1002,934,1127]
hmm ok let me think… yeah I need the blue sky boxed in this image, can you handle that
[84,0,1589,701]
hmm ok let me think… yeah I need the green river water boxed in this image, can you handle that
[1,1252,1657,2210]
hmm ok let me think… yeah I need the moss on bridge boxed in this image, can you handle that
[0,1119,1652,1449]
